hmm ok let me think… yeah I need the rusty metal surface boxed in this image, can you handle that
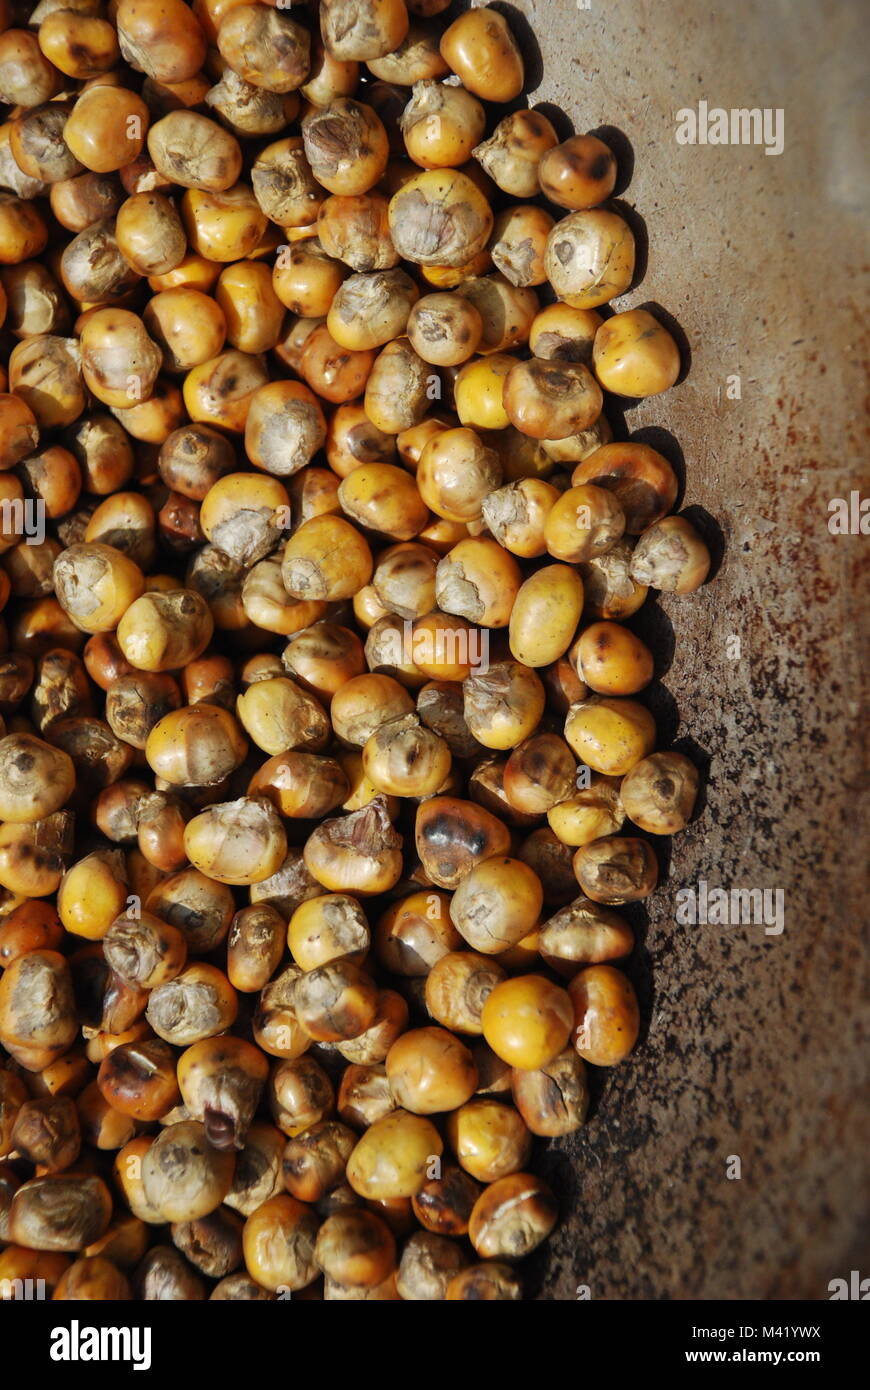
[465,0,870,1299]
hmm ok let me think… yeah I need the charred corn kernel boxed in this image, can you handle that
[103,911,187,991]
[481,478,558,559]
[299,322,376,404]
[511,1049,590,1134]
[539,134,617,210]
[436,538,521,628]
[460,274,538,355]
[363,713,452,798]
[489,205,554,288]
[282,515,373,601]
[293,958,379,1043]
[537,898,633,975]
[148,252,223,294]
[242,1194,319,1293]
[439,7,523,102]
[375,891,460,977]
[176,1036,268,1151]
[407,292,483,366]
[319,0,409,60]
[181,184,267,263]
[468,1170,557,1258]
[0,901,64,968]
[503,733,577,816]
[573,834,658,904]
[593,308,681,397]
[386,1027,477,1114]
[408,612,479,682]
[401,80,485,168]
[581,538,649,620]
[236,677,329,756]
[184,350,270,436]
[252,966,309,1060]
[372,542,439,620]
[0,734,74,822]
[481,975,574,1070]
[564,696,656,776]
[242,560,326,636]
[316,192,397,272]
[184,796,287,885]
[316,1206,396,1290]
[544,484,625,563]
[251,137,324,228]
[302,99,389,196]
[415,795,512,891]
[0,814,73,900]
[449,857,542,955]
[0,949,77,1073]
[63,87,149,174]
[576,620,654,695]
[142,1120,235,1222]
[248,750,348,821]
[547,773,625,847]
[619,751,699,834]
[544,209,635,309]
[53,1255,132,1300]
[569,963,640,1065]
[346,1109,443,1199]
[273,237,346,317]
[418,247,492,289]
[445,1260,522,1300]
[53,543,145,634]
[472,108,558,197]
[304,796,403,896]
[244,380,327,479]
[417,427,502,524]
[338,461,428,540]
[115,192,186,278]
[200,471,289,563]
[463,660,545,749]
[529,303,603,364]
[446,1097,531,1182]
[213,0,307,87]
[97,1038,180,1122]
[423,950,505,1035]
[147,108,241,190]
[453,353,516,431]
[504,357,603,440]
[331,673,414,747]
[58,850,128,941]
[629,515,711,593]
[509,565,584,667]
[0,392,38,470]
[145,703,248,787]
[288,893,370,972]
[146,962,238,1047]
[115,0,206,83]
[389,168,493,267]
[225,905,285,995]
[38,11,120,81]
[363,337,430,435]
[268,1055,333,1139]
[328,268,419,351]
[215,260,284,355]
[9,1174,112,1252]
[571,442,679,535]
[116,589,213,672]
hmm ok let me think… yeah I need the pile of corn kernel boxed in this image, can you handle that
[0,0,711,1301]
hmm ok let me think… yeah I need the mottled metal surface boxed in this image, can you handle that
[462,0,869,1299]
